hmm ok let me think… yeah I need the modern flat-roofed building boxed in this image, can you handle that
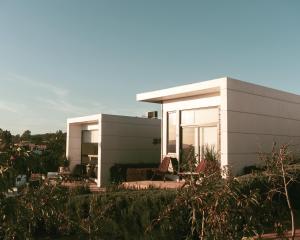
[137,77,300,175]
[67,114,161,187]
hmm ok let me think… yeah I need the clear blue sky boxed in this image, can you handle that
[0,0,299,134]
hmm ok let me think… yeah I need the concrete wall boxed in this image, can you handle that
[226,78,300,174]
[100,114,161,186]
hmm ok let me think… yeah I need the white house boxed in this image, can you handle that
[67,114,161,187]
[137,77,300,175]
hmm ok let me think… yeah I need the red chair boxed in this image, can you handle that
[151,156,171,181]
[178,159,207,179]
[194,159,207,173]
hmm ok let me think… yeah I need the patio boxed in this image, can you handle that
[120,180,185,189]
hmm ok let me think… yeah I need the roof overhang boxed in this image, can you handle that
[136,77,226,103]
[67,114,102,124]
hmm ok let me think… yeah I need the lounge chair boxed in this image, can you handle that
[178,159,207,179]
[151,156,172,181]
[194,159,207,173]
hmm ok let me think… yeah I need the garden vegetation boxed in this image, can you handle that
[0,128,300,239]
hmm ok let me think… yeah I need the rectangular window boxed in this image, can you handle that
[194,108,219,125]
[181,127,196,168]
[82,130,98,143]
[167,112,176,153]
[181,107,218,125]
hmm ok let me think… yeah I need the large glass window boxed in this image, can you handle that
[181,107,219,125]
[167,112,176,153]
[82,130,98,143]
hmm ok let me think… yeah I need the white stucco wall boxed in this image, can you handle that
[226,78,300,174]
[100,114,161,186]
[66,124,82,171]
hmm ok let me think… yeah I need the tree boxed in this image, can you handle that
[42,130,67,172]
[12,134,21,144]
[0,129,12,151]
[21,130,31,141]
[262,143,297,240]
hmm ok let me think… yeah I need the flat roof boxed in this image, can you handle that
[67,114,102,124]
[136,77,226,103]
[67,113,159,124]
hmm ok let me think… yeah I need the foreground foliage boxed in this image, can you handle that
[150,144,300,239]
[0,171,299,240]
[0,143,299,239]
[0,183,179,240]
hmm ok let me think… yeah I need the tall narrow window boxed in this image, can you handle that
[167,112,176,153]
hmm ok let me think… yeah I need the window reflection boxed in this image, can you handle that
[167,112,176,153]
[181,127,196,168]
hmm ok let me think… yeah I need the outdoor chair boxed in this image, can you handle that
[194,159,207,173]
[178,159,207,182]
[151,156,172,181]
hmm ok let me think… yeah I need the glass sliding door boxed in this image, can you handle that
[180,125,218,171]
[179,106,219,171]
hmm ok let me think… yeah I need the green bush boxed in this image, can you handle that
[68,189,180,239]
[243,165,265,174]
[0,184,72,240]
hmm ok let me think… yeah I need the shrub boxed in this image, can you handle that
[0,183,180,239]
[71,164,87,180]
[151,150,300,239]
[68,189,179,239]
[0,183,72,239]
[243,165,264,175]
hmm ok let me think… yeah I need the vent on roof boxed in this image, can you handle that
[147,111,158,119]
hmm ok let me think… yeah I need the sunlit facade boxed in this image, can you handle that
[137,77,300,175]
